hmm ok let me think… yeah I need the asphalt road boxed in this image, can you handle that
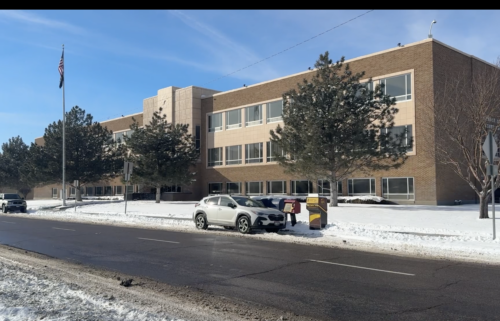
[0,215,499,320]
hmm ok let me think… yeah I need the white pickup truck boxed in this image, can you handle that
[0,193,27,213]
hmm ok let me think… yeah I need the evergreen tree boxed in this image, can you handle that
[39,106,124,201]
[0,136,33,197]
[124,108,199,203]
[270,52,411,206]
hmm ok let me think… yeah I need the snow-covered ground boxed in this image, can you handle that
[15,197,500,264]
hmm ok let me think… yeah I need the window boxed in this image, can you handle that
[86,187,93,196]
[195,125,201,151]
[245,143,263,164]
[266,141,284,162]
[52,188,58,198]
[207,196,220,205]
[70,187,76,196]
[246,181,263,195]
[104,186,112,196]
[208,113,222,132]
[115,131,125,145]
[226,145,242,165]
[227,182,241,195]
[226,109,241,130]
[267,181,286,195]
[95,187,103,196]
[383,177,414,200]
[208,147,223,166]
[348,178,376,196]
[164,185,182,193]
[267,100,283,123]
[317,180,343,195]
[291,180,313,195]
[379,73,411,102]
[381,125,413,152]
[126,185,134,194]
[115,186,123,195]
[245,105,262,126]
[220,196,235,207]
[208,183,223,194]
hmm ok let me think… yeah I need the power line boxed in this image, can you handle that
[202,10,375,86]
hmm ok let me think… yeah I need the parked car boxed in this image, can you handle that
[193,195,286,234]
[0,193,27,213]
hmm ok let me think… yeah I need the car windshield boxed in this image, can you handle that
[4,194,21,200]
[232,197,265,208]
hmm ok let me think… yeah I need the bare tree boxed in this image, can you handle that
[422,58,500,218]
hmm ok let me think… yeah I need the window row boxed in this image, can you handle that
[208,141,284,166]
[207,124,412,167]
[208,100,283,132]
[207,177,414,200]
[51,185,137,198]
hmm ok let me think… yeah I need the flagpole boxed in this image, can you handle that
[61,44,66,206]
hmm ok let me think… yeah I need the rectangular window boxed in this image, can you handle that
[379,73,411,102]
[226,109,241,130]
[95,187,103,196]
[348,178,376,196]
[115,131,125,145]
[381,125,413,152]
[208,183,223,194]
[291,180,313,195]
[245,143,263,164]
[246,181,263,195]
[195,125,201,151]
[383,177,414,200]
[267,100,283,123]
[70,187,76,196]
[245,105,262,127]
[115,186,123,195]
[227,182,242,195]
[86,187,93,196]
[266,141,284,162]
[126,185,134,194]
[267,181,286,195]
[104,186,112,196]
[208,147,223,166]
[52,188,58,198]
[317,180,343,195]
[226,145,242,165]
[208,113,222,132]
[164,185,182,193]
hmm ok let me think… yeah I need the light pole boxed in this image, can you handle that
[428,20,437,38]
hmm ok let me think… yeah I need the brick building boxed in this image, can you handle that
[33,38,497,205]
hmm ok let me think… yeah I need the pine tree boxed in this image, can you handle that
[270,52,411,206]
[124,108,199,203]
[0,136,33,197]
[38,106,124,201]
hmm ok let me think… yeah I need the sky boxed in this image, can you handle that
[1,10,500,147]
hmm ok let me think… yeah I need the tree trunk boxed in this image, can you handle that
[76,183,82,202]
[329,180,338,207]
[479,192,490,219]
[156,185,161,203]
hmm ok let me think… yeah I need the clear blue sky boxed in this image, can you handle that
[1,10,499,146]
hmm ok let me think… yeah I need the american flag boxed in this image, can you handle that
[58,50,64,88]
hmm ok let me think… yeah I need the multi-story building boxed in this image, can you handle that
[34,38,498,205]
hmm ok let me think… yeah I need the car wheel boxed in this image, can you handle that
[223,226,234,230]
[21,207,26,213]
[2,205,7,214]
[237,216,251,234]
[195,213,208,230]
[265,228,279,233]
